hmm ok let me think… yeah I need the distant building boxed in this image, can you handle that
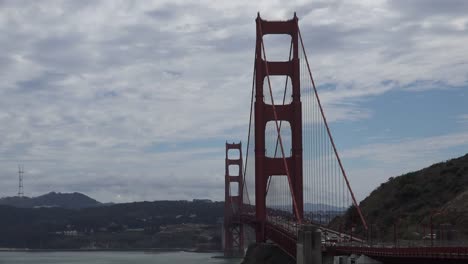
[125,228,144,232]
[33,205,58,209]
[63,230,78,236]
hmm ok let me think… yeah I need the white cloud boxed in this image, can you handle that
[458,114,468,124]
[342,131,468,200]
[342,132,468,163]
[0,1,467,201]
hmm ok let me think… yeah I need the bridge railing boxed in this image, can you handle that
[331,245,468,259]
[266,208,300,237]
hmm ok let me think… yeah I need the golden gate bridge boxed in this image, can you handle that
[223,13,468,264]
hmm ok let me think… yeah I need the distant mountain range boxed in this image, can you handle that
[0,191,347,213]
[0,192,102,209]
[270,203,346,212]
[304,203,346,212]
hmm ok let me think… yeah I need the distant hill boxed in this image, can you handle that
[331,153,468,240]
[0,199,223,249]
[304,203,346,212]
[270,203,345,212]
[0,192,101,209]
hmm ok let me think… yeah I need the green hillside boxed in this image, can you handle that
[332,153,468,241]
[0,192,101,209]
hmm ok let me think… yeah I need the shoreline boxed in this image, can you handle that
[0,248,223,254]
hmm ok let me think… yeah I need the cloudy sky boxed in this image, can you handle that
[1,0,467,203]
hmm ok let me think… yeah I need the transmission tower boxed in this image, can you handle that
[18,165,24,197]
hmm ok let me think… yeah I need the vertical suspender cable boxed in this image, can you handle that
[298,28,368,231]
[242,52,257,208]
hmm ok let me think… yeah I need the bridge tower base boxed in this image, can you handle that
[297,225,322,264]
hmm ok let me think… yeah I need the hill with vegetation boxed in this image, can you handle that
[0,192,101,209]
[331,153,468,241]
[0,199,223,249]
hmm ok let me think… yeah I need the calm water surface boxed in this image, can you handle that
[0,251,241,264]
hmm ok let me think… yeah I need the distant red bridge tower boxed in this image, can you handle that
[223,142,244,257]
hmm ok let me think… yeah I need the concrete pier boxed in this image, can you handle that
[331,254,382,264]
[297,225,322,264]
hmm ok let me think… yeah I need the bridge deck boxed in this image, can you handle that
[332,246,468,261]
[241,213,468,261]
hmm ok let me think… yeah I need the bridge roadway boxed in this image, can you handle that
[331,246,468,263]
[240,213,364,257]
[240,213,468,262]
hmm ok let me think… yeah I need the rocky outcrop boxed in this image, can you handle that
[241,243,295,264]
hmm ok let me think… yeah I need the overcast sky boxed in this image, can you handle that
[1,0,467,203]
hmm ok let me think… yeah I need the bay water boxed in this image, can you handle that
[0,251,241,264]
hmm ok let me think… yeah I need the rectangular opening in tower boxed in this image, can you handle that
[263,75,293,106]
[262,34,292,62]
[227,148,240,160]
[228,164,240,177]
[230,181,239,197]
[265,121,291,158]
[265,175,293,221]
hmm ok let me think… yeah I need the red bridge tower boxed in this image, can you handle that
[254,14,303,242]
[224,142,244,257]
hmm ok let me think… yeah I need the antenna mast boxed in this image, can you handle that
[18,165,24,197]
